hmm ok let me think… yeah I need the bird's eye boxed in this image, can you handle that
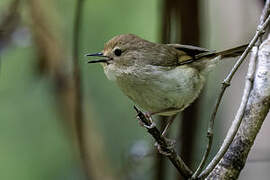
[114,48,122,56]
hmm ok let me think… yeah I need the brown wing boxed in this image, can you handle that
[167,44,211,56]
[167,44,216,65]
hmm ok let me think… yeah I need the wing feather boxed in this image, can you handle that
[167,44,216,65]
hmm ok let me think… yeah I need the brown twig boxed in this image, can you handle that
[196,2,270,178]
[72,0,91,179]
[134,106,193,179]
[73,0,84,155]
[206,27,270,180]
[28,0,91,178]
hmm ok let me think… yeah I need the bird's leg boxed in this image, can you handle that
[161,114,178,137]
[137,110,174,129]
[155,114,178,151]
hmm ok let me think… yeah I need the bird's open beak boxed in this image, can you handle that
[85,52,109,64]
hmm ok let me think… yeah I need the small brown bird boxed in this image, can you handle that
[87,34,246,133]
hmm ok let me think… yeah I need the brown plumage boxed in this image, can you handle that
[87,34,247,116]
[102,34,247,68]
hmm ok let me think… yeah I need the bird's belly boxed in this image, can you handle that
[105,65,205,116]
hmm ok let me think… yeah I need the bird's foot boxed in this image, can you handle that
[134,106,156,129]
[133,106,175,156]
[138,119,156,129]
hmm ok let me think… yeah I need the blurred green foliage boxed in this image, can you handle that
[0,0,160,179]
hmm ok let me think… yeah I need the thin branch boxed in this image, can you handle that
[73,0,91,179]
[28,0,91,178]
[134,106,193,179]
[73,0,83,142]
[200,41,258,179]
[206,29,270,180]
[197,3,270,178]
[193,3,270,178]
[191,129,213,178]
[260,0,270,23]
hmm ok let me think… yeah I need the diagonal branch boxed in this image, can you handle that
[205,29,270,180]
[133,106,193,179]
[193,2,270,178]
[197,2,270,178]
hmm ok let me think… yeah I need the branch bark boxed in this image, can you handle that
[205,30,270,180]
[198,1,270,177]
[134,106,193,179]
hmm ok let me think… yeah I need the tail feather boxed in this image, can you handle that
[191,44,248,75]
[216,44,248,58]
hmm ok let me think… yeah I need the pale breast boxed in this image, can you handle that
[104,64,205,115]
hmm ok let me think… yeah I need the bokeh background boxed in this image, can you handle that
[0,0,269,180]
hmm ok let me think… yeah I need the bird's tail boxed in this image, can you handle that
[216,44,248,58]
[192,44,248,75]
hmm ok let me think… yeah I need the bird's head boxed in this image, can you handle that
[86,34,160,67]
